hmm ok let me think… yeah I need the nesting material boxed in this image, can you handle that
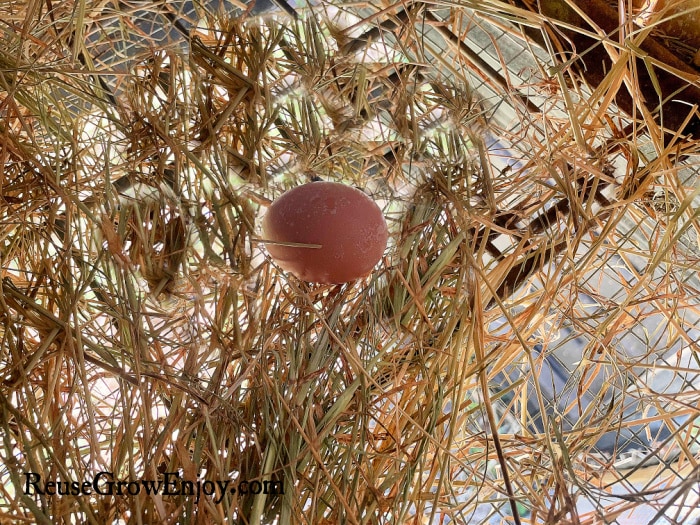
[3,1,700,524]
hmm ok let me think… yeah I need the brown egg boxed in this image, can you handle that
[262,181,388,283]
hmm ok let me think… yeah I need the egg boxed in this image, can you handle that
[262,181,388,283]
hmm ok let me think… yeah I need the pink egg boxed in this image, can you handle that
[262,182,388,283]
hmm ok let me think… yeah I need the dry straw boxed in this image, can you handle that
[2,0,700,523]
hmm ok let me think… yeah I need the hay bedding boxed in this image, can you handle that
[1,1,700,524]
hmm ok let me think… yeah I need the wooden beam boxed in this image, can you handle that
[519,0,700,138]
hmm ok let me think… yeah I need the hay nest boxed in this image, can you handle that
[2,1,700,523]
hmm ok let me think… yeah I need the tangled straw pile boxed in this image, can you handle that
[2,0,700,523]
